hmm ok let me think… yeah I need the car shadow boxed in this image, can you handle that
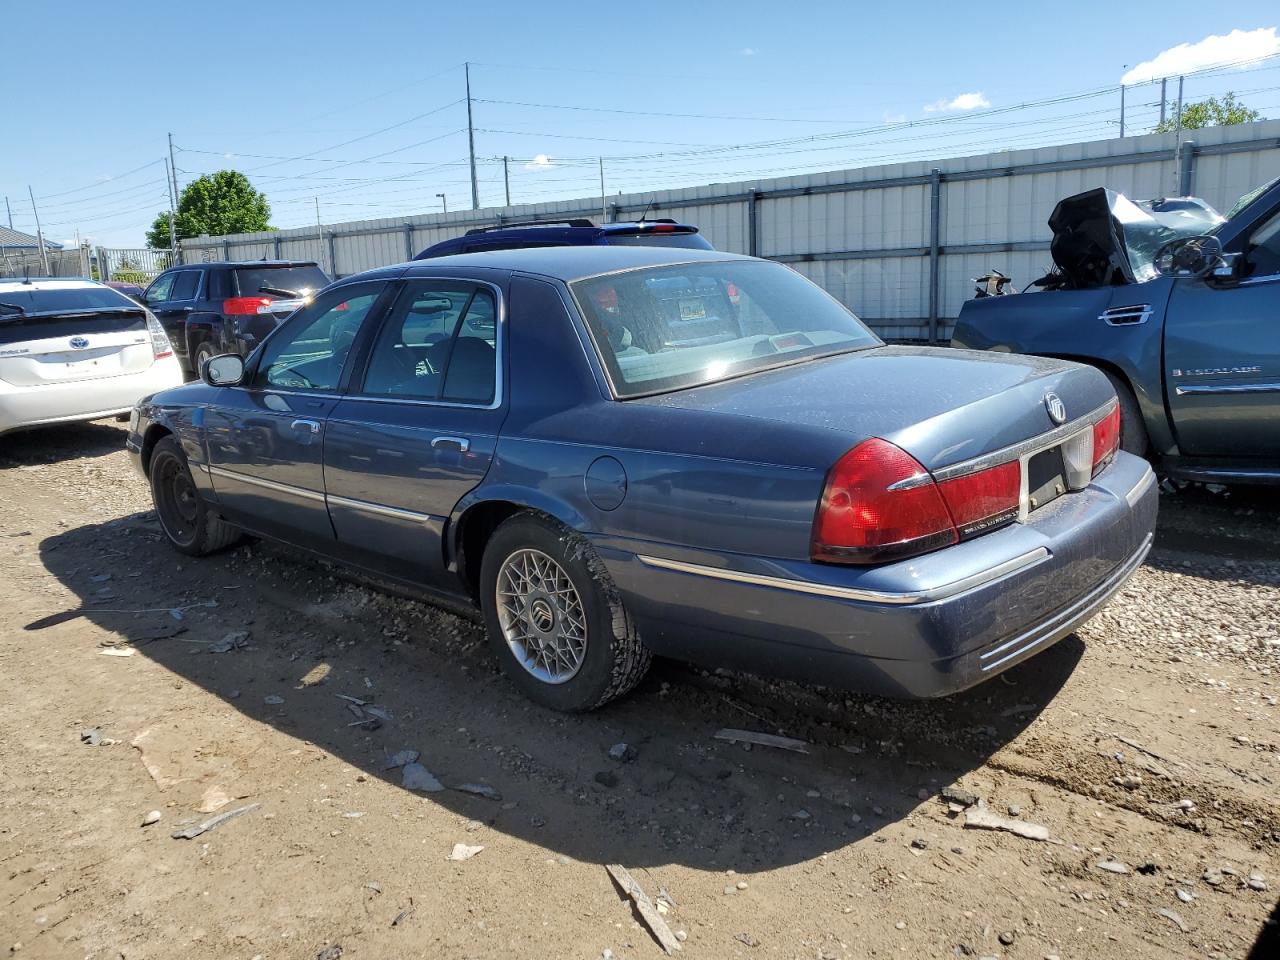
[0,419,130,470]
[32,511,1081,872]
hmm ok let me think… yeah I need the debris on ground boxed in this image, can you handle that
[208,630,250,654]
[940,784,980,807]
[79,728,101,746]
[391,899,415,927]
[141,810,161,827]
[447,843,484,862]
[606,864,683,955]
[608,742,635,762]
[1157,908,1188,933]
[99,646,135,657]
[263,695,284,705]
[1096,860,1130,875]
[197,785,234,814]
[315,946,342,960]
[734,932,759,947]
[713,728,809,754]
[382,748,419,770]
[453,783,502,801]
[962,803,1050,841]
[401,763,444,793]
[171,803,261,840]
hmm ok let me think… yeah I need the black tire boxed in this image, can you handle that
[1100,369,1149,457]
[192,341,217,380]
[148,436,241,556]
[479,512,651,712]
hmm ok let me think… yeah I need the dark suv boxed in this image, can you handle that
[143,261,330,377]
[413,218,712,259]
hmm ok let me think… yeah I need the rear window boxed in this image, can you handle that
[0,286,145,346]
[233,265,329,298]
[605,231,713,250]
[570,260,880,398]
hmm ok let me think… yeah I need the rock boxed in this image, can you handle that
[1157,908,1188,933]
[1007,804,1021,817]
[446,843,484,861]
[594,771,619,788]
[1176,889,1194,903]
[675,930,688,942]
[734,932,759,947]
[383,749,419,770]
[141,810,162,827]
[963,805,1050,841]
[1114,774,1143,790]
[1247,873,1268,892]
[894,921,906,930]
[847,814,862,825]
[1096,860,1130,875]
[736,880,748,890]
[941,785,980,807]
[911,837,929,850]
[1174,798,1195,811]
[998,930,1015,945]
[401,763,444,793]
[791,809,811,821]
[454,783,502,801]
[723,885,737,896]
[264,695,284,705]
[1203,868,1226,886]
[608,742,634,762]
[79,728,101,746]
[316,946,342,960]
[209,630,250,654]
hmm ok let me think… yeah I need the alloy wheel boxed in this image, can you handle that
[495,548,588,684]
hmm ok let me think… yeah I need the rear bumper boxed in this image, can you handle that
[0,358,183,436]
[598,451,1158,698]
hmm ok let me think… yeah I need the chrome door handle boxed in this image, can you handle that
[431,435,470,453]
[291,418,321,433]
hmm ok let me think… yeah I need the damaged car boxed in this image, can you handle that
[953,176,1280,485]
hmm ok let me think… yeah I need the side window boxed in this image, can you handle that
[145,273,175,304]
[1244,208,1280,278]
[171,271,200,301]
[361,283,497,404]
[207,269,229,300]
[253,284,384,392]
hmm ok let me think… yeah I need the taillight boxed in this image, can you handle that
[812,438,958,564]
[223,296,273,315]
[937,461,1020,538]
[145,312,173,360]
[1092,404,1121,474]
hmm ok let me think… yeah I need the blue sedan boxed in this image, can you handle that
[128,247,1157,711]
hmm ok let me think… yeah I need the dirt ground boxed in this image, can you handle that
[1,421,1276,960]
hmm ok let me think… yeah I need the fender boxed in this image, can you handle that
[445,483,592,579]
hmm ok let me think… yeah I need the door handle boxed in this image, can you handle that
[291,418,321,434]
[431,435,470,453]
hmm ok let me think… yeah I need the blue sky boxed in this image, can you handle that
[5,1,1277,247]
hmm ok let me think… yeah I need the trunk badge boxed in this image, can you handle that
[1044,392,1067,425]
[69,337,89,349]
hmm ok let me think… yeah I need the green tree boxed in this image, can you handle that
[146,170,272,249]
[1154,92,1262,133]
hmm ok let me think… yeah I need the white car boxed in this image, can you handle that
[0,278,183,436]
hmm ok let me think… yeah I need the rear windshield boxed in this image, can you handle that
[234,265,329,298]
[570,260,880,397]
[0,302,145,346]
[604,232,713,250]
[0,285,135,313]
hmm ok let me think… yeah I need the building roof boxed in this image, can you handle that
[0,226,64,250]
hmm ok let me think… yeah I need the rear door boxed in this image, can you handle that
[1164,203,1280,457]
[323,277,505,585]
[202,281,392,550]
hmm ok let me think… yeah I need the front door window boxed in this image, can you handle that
[254,287,382,392]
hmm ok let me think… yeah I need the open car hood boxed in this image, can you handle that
[1044,187,1224,289]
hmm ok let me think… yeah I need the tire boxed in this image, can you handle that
[148,436,242,556]
[192,341,217,380]
[479,512,651,712]
[1100,369,1149,457]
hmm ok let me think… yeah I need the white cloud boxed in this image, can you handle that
[524,153,554,171]
[1121,27,1280,84]
[923,92,991,113]
[739,47,757,56]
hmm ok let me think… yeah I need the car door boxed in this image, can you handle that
[143,271,181,351]
[323,277,505,586]
[202,281,392,550]
[1164,203,1280,458]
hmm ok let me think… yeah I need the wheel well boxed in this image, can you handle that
[139,424,173,477]
[456,500,526,600]
[1041,354,1137,398]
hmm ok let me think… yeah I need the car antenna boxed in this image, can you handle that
[636,200,656,224]
[22,266,31,284]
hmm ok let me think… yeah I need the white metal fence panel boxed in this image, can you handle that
[178,120,1280,341]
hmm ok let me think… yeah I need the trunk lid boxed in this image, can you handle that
[0,308,154,387]
[637,345,1114,472]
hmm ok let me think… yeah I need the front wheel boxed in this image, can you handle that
[149,436,242,556]
[1100,369,1149,457]
[479,513,651,712]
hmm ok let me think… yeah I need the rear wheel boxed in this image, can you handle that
[149,436,241,556]
[479,512,651,711]
[192,341,217,380]
[1100,369,1148,457]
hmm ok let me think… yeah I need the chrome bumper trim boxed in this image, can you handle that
[207,465,326,503]
[978,532,1152,670]
[327,493,439,524]
[1174,381,1280,396]
[1125,465,1156,508]
[636,547,1050,607]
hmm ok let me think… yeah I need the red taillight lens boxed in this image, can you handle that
[145,312,173,360]
[223,296,272,315]
[812,438,958,564]
[1092,404,1121,474]
[937,461,1020,538]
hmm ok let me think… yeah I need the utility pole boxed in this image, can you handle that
[1119,84,1126,138]
[598,158,606,223]
[164,157,178,255]
[1173,76,1186,192]
[436,193,447,214]
[502,156,511,207]
[27,186,50,276]
[167,132,181,204]
[315,198,327,275]
[1175,75,1184,132]
[4,196,11,230]
[1159,78,1167,127]
[465,62,479,210]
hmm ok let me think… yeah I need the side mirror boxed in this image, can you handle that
[1153,235,1226,279]
[202,353,245,386]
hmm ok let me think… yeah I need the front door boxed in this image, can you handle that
[202,281,390,550]
[1165,204,1280,458]
[323,278,505,585]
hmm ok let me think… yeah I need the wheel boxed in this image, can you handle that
[148,436,241,556]
[1099,369,1149,456]
[479,512,651,711]
[192,341,217,379]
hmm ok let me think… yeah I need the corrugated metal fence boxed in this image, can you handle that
[180,119,1280,341]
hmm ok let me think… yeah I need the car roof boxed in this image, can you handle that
[402,245,749,282]
[166,260,320,269]
[0,277,100,291]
